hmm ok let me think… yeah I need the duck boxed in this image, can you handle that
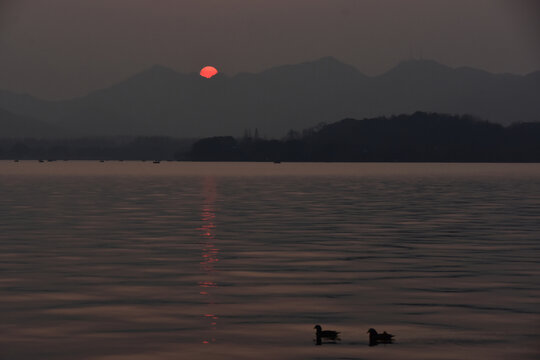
[367,328,394,345]
[314,325,340,344]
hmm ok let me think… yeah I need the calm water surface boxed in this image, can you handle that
[1,162,539,359]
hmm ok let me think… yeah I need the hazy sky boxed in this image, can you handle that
[1,0,539,99]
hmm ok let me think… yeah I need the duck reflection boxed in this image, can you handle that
[198,177,220,344]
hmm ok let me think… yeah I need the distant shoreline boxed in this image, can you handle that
[2,113,540,163]
[3,158,540,165]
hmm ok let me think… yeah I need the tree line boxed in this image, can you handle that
[1,112,539,162]
[190,112,540,162]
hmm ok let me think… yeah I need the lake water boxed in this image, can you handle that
[1,161,539,360]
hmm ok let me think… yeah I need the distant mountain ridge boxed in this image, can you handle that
[1,58,539,138]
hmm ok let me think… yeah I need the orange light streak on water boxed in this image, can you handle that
[199,177,220,344]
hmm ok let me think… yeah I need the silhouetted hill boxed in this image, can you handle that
[0,58,539,138]
[305,113,506,161]
[189,112,540,162]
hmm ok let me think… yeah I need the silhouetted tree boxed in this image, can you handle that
[190,136,241,161]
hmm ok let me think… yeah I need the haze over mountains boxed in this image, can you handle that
[1,57,539,138]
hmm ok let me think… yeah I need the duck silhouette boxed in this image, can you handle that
[367,328,394,346]
[314,325,340,345]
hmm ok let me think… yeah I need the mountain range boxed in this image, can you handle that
[1,57,539,138]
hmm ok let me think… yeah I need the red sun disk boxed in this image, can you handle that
[200,66,218,78]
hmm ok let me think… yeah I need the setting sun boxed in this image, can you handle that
[200,66,218,79]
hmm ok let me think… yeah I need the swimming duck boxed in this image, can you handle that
[314,325,340,344]
[367,328,394,345]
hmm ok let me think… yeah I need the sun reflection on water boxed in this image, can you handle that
[198,177,220,344]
